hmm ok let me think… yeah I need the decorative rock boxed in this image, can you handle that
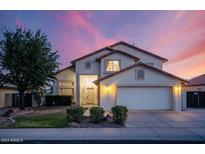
[104,110,113,117]
[83,108,90,117]
[69,122,80,128]
[2,109,13,117]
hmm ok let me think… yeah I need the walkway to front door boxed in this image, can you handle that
[79,75,98,107]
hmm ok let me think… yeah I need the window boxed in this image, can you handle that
[85,62,91,69]
[106,60,120,72]
[136,70,144,79]
[146,62,154,66]
[60,88,73,96]
[59,81,74,87]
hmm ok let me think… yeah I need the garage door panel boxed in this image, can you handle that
[117,87,173,110]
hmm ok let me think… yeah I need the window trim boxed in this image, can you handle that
[104,59,121,73]
[135,69,145,80]
[58,80,74,88]
[59,88,74,96]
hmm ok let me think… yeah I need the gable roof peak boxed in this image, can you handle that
[186,74,205,86]
[109,41,168,62]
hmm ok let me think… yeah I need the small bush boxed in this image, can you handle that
[90,107,105,123]
[45,95,72,106]
[111,105,128,126]
[67,106,84,123]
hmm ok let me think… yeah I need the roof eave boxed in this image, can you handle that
[55,64,75,75]
[110,41,168,62]
[70,47,113,64]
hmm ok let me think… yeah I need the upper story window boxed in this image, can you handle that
[136,70,144,79]
[85,62,91,69]
[105,60,121,72]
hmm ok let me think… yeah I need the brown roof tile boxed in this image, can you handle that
[185,74,205,86]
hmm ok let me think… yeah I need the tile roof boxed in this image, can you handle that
[70,41,168,64]
[185,74,205,86]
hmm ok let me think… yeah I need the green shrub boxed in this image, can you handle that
[67,106,84,123]
[45,95,72,106]
[111,105,128,126]
[66,112,72,123]
[90,107,105,123]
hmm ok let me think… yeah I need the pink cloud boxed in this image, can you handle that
[54,11,118,67]
[150,11,205,60]
[168,39,205,64]
[59,11,115,47]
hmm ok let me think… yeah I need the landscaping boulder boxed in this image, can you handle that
[83,108,90,117]
[2,108,13,117]
[69,122,80,128]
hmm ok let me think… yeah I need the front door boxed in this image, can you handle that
[85,88,94,104]
[80,75,98,106]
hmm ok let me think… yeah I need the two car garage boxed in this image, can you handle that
[98,63,185,111]
[116,86,173,110]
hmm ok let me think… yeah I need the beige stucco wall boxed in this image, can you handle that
[0,89,18,108]
[99,65,182,111]
[53,68,77,103]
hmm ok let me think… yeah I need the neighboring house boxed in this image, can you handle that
[53,41,188,111]
[0,86,18,108]
[0,85,36,108]
[182,74,205,109]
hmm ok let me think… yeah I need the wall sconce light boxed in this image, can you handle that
[104,86,111,91]
[175,85,181,93]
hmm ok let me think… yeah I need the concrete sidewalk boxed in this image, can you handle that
[1,127,205,143]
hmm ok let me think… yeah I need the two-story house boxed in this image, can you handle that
[53,41,188,111]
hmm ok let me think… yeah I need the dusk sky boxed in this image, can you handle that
[0,10,205,79]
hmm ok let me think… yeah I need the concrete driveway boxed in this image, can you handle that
[123,110,205,141]
[1,110,205,143]
[126,110,205,128]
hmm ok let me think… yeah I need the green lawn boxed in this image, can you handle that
[9,113,67,128]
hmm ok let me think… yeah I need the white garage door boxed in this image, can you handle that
[117,87,173,110]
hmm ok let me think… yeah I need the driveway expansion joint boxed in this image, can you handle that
[150,127,161,140]
[185,128,205,141]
